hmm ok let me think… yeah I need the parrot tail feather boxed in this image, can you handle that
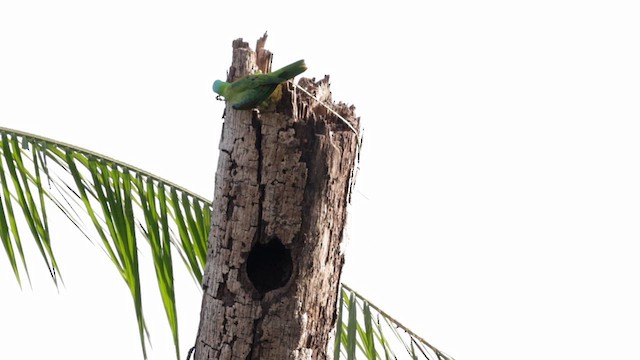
[272,59,307,81]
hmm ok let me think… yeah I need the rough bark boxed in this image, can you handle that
[194,35,360,360]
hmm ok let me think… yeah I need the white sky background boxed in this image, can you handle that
[1,1,639,359]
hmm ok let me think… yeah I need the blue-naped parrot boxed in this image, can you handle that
[213,59,307,110]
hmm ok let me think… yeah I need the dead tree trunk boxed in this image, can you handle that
[194,35,360,360]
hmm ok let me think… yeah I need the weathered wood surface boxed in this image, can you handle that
[195,35,359,360]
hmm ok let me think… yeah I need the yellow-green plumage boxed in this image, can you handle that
[213,59,307,110]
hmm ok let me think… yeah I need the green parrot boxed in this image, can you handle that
[213,59,307,110]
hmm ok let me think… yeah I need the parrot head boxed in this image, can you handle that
[213,80,226,96]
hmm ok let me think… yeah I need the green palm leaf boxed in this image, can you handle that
[0,127,208,359]
[339,284,455,360]
[0,126,452,360]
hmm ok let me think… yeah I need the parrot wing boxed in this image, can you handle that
[224,74,284,109]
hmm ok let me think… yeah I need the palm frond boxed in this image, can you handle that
[0,126,452,360]
[0,126,209,359]
[337,285,455,360]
